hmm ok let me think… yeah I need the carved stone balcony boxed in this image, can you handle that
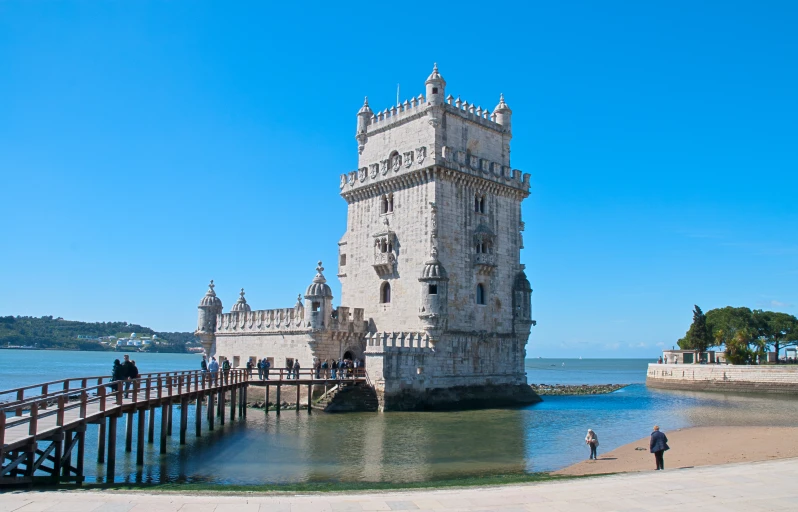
[373,252,397,277]
[473,253,497,275]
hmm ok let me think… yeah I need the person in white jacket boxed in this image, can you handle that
[585,429,599,460]
[208,357,220,386]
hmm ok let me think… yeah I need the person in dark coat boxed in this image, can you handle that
[121,354,134,398]
[650,425,669,470]
[110,359,123,392]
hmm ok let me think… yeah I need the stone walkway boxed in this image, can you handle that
[1,458,796,511]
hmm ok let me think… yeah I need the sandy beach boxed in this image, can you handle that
[555,425,798,476]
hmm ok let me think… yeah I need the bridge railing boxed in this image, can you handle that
[0,370,216,415]
[0,369,249,433]
[251,367,366,381]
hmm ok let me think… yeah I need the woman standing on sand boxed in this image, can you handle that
[585,429,599,460]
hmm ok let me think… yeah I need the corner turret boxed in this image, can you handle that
[494,93,512,134]
[425,63,446,107]
[418,248,449,339]
[195,280,223,356]
[230,288,251,313]
[304,261,333,330]
[512,269,535,336]
[355,97,372,154]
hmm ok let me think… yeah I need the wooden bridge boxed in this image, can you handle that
[0,367,367,488]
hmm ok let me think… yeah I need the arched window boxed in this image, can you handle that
[474,195,480,213]
[381,282,392,304]
[476,284,485,305]
[474,194,486,214]
[381,195,389,214]
[388,193,394,213]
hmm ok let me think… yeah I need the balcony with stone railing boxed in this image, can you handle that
[473,252,497,275]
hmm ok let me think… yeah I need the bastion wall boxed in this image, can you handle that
[646,364,798,394]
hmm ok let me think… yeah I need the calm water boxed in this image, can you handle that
[3,350,798,485]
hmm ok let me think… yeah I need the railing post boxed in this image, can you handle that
[167,376,173,397]
[57,396,65,426]
[178,375,183,395]
[157,377,163,399]
[0,411,5,452]
[29,401,38,436]
[145,378,152,401]
[15,389,23,416]
[132,379,140,404]
[99,386,106,412]
[80,391,87,419]
[81,378,87,389]
[116,387,123,406]
[41,384,49,409]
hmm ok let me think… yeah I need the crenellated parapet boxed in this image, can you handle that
[215,305,366,335]
[364,331,435,353]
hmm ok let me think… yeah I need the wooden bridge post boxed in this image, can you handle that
[208,392,215,431]
[97,388,106,463]
[136,408,146,465]
[230,385,236,421]
[219,389,225,425]
[296,384,300,412]
[179,397,188,444]
[125,411,134,452]
[243,384,247,418]
[307,383,312,412]
[195,394,202,437]
[167,377,173,436]
[159,404,168,454]
[106,414,117,484]
[75,392,88,486]
[265,384,269,413]
[54,396,65,480]
[276,384,281,415]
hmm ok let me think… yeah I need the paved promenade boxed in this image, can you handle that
[1,458,796,512]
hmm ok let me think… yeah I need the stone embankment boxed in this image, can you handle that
[529,383,628,395]
[646,363,798,394]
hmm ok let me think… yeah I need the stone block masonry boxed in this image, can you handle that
[646,364,798,394]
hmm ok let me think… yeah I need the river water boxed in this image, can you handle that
[3,350,798,485]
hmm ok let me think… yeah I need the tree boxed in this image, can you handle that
[753,310,798,362]
[678,305,712,352]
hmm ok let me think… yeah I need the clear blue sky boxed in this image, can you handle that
[1,1,796,358]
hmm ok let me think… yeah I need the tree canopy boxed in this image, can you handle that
[677,306,798,364]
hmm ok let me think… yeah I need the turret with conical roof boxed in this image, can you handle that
[493,93,512,133]
[195,280,223,356]
[425,63,446,107]
[418,247,449,338]
[230,288,251,313]
[355,96,373,154]
[304,261,333,329]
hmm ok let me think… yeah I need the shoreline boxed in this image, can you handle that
[555,425,798,476]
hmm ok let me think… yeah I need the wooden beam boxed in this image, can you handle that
[179,397,188,445]
[125,411,134,452]
[136,408,146,466]
[96,420,106,464]
[106,415,117,484]
[159,404,168,454]
[195,396,202,437]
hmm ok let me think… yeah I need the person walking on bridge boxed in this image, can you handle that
[208,357,219,386]
[257,358,264,380]
[294,360,301,380]
[264,358,270,380]
[121,354,134,398]
[110,359,123,392]
[650,425,669,470]
[222,358,231,385]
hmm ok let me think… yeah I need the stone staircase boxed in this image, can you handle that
[314,382,379,412]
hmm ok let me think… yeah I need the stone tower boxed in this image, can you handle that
[339,65,538,410]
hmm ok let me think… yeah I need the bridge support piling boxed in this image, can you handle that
[167,403,173,437]
[96,421,106,464]
[265,385,269,413]
[180,398,188,444]
[148,407,155,443]
[276,384,281,415]
[296,385,300,412]
[159,404,168,454]
[106,415,117,484]
[243,385,247,418]
[219,390,225,425]
[195,396,202,437]
[125,412,133,452]
[75,426,85,486]
[230,387,236,421]
[208,393,215,430]
[52,434,63,484]
[136,409,146,465]
[61,431,73,478]
[307,384,312,412]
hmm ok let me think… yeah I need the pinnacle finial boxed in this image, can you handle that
[363,96,369,106]
[208,280,215,292]
[239,288,245,299]
[433,62,438,72]
[316,260,324,273]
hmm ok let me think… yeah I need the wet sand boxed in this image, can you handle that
[555,426,798,476]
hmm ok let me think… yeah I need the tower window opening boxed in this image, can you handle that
[428,284,438,295]
[388,194,394,213]
[381,282,392,304]
[381,195,389,214]
[476,284,486,305]
[474,195,485,214]
[340,254,347,266]
[432,87,438,94]
[312,301,320,312]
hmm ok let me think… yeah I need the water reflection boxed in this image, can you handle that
[70,384,798,486]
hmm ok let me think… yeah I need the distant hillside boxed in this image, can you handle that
[0,316,198,352]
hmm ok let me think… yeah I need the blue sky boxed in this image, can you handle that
[1,1,796,358]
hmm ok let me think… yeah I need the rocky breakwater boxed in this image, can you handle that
[530,383,628,395]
